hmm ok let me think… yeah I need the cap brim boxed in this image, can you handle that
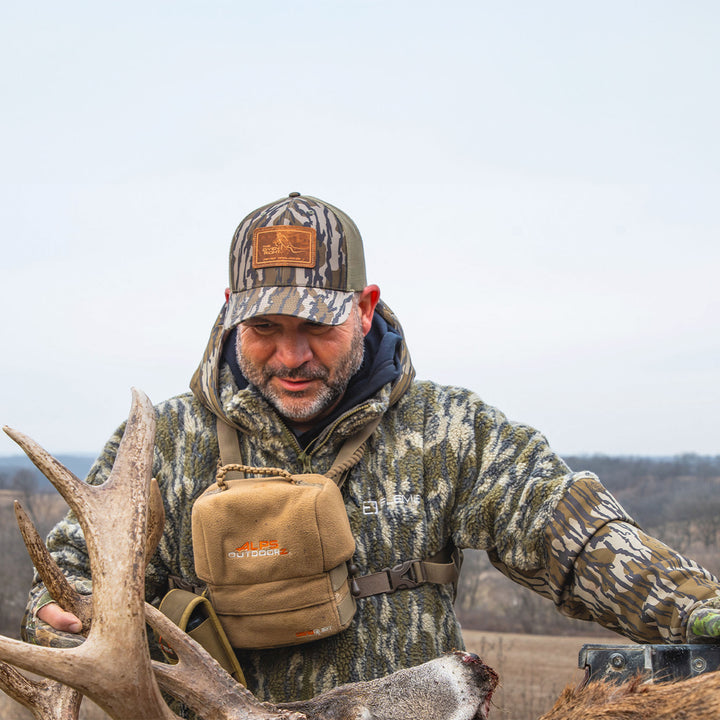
[225,286,356,328]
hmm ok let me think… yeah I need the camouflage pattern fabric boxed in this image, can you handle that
[23,300,720,706]
[21,612,86,649]
[21,581,92,648]
[489,476,720,643]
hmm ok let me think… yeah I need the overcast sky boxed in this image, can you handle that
[1,1,718,461]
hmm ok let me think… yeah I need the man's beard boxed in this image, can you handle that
[238,314,366,424]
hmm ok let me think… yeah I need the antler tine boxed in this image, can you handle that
[0,661,82,720]
[14,501,93,634]
[3,392,162,587]
[146,604,299,720]
[0,390,286,720]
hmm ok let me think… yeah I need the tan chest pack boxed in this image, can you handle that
[190,418,376,649]
[189,417,462,651]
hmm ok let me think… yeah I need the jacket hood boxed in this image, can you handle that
[189,299,416,431]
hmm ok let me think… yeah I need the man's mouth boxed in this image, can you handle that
[274,377,318,393]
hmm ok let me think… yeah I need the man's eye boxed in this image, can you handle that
[306,322,330,334]
[248,322,275,333]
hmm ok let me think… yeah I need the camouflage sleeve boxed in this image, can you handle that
[562,522,720,643]
[489,474,720,643]
[451,407,580,573]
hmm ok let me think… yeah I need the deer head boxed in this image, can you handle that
[0,389,499,720]
[278,650,498,720]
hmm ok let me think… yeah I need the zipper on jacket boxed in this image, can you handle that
[295,403,379,474]
[295,433,324,473]
[297,448,314,473]
[229,401,382,476]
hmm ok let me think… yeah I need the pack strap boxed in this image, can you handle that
[171,546,462,605]
[350,545,463,600]
[325,415,382,486]
[216,415,382,487]
[215,418,247,480]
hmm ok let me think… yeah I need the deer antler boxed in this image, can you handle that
[0,389,177,719]
[0,390,302,720]
[13,501,94,634]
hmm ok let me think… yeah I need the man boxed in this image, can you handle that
[24,193,720,702]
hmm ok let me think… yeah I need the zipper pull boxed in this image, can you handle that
[297,450,313,473]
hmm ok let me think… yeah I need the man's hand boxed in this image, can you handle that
[37,602,83,634]
[689,606,720,640]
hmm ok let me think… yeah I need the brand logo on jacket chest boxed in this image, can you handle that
[362,493,422,515]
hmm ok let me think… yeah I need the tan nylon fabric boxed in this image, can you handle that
[191,472,356,648]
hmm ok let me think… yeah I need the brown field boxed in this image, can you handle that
[462,630,605,720]
[0,630,607,720]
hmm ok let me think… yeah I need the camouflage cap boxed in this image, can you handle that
[225,193,367,328]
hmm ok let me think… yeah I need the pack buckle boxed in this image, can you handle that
[384,560,423,592]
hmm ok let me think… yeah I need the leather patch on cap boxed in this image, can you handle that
[253,226,316,268]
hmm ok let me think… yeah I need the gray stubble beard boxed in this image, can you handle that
[237,311,366,424]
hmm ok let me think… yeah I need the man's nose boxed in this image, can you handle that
[274,331,313,368]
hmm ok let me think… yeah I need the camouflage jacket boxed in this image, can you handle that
[24,301,720,703]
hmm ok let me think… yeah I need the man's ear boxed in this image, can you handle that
[357,285,380,335]
[225,287,231,303]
